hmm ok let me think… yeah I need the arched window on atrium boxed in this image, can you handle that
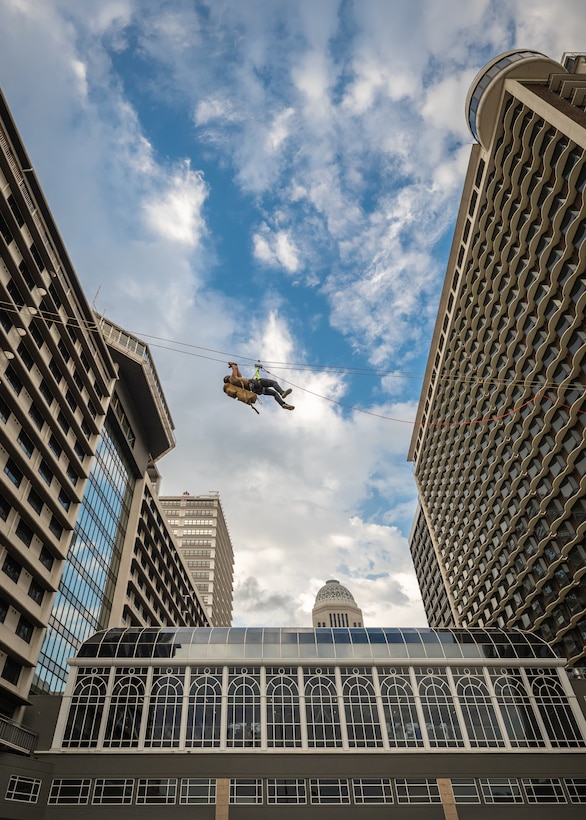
[454,672,505,748]
[379,670,424,747]
[186,672,222,748]
[226,672,261,748]
[342,673,383,748]
[144,669,183,748]
[528,671,586,748]
[63,671,107,748]
[491,672,545,747]
[417,672,464,747]
[304,671,342,748]
[103,670,146,748]
[266,670,302,747]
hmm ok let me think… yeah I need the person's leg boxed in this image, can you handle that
[263,388,294,410]
[259,377,292,398]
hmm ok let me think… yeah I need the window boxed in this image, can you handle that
[28,404,44,430]
[565,778,586,803]
[49,516,64,540]
[63,672,107,748]
[28,488,43,514]
[227,673,261,748]
[39,546,54,570]
[18,430,35,458]
[48,779,91,805]
[4,365,22,395]
[267,779,307,804]
[395,779,441,804]
[0,394,9,424]
[38,460,53,486]
[92,779,134,805]
[145,671,183,748]
[39,380,53,406]
[0,596,7,623]
[342,672,383,747]
[16,519,33,547]
[186,672,222,748]
[179,778,216,804]
[15,615,33,643]
[266,670,302,747]
[2,555,21,583]
[352,778,394,804]
[4,458,23,487]
[57,490,71,511]
[309,779,351,804]
[135,778,177,805]
[230,779,262,804]
[454,672,504,747]
[305,672,342,747]
[5,775,41,804]
[7,193,25,226]
[17,342,34,370]
[57,411,69,434]
[522,778,566,803]
[28,578,44,605]
[479,778,524,803]
[379,669,424,745]
[1,657,22,685]
[451,779,481,803]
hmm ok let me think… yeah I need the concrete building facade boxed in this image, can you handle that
[408,51,586,667]
[160,492,234,626]
[0,88,209,730]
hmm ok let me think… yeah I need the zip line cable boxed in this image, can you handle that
[1,299,584,426]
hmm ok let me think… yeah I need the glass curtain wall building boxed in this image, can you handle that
[33,419,134,694]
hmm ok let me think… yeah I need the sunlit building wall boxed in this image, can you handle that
[408,51,586,666]
[0,89,118,718]
[160,492,234,626]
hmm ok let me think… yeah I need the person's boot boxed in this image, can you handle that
[282,388,292,398]
[282,403,295,410]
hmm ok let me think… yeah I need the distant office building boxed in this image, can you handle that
[4,626,586,818]
[0,88,208,719]
[312,578,364,627]
[160,492,234,626]
[408,51,586,666]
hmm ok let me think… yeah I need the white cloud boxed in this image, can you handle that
[143,161,208,247]
[253,225,301,273]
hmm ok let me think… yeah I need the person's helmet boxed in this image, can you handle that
[223,375,230,384]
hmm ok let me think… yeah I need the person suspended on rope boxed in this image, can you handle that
[224,362,294,410]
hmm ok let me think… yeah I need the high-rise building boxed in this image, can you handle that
[0,88,208,717]
[33,318,209,695]
[408,50,586,666]
[312,578,364,627]
[160,492,234,626]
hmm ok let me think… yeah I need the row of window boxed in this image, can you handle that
[8,775,585,806]
[60,665,585,750]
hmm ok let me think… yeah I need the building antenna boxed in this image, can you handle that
[91,285,102,310]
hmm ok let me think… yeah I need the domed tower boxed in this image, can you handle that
[312,579,364,628]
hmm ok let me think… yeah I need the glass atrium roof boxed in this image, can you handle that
[76,627,558,662]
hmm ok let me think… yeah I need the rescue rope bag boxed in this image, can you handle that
[223,382,260,413]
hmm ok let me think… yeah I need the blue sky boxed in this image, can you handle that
[1,0,585,627]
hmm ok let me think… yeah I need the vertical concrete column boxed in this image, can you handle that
[215,778,230,820]
[437,778,459,820]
